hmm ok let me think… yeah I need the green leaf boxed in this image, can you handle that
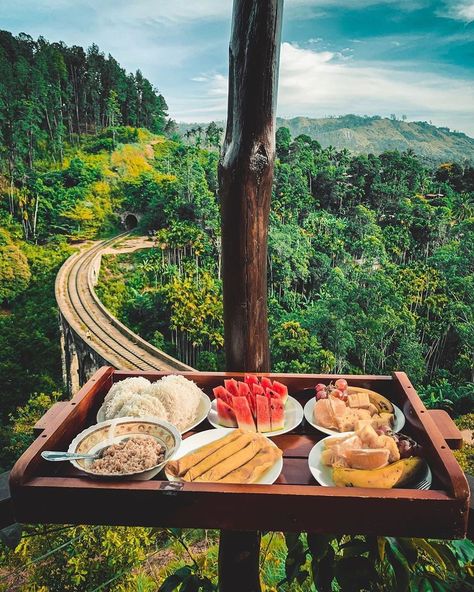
[283,532,307,584]
[180,575,201,592]
[334,556,378,592]
[197,576,217,592]
[415,539,447,570]
[377,537,386,562]
[159,566,193,592]
[397,538,419,567]
[306,533,335,559]
[311,545,335,592]
[386,544,411,592]
[450,539,474,564]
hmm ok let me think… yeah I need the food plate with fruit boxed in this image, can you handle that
[207,376,304,437]
[303,379,405,435]
[308,427,431,490]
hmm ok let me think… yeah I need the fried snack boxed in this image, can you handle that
[184,433,257,481]
[166,429,243,478]
[193,437,266,482]
[218,445,282,484]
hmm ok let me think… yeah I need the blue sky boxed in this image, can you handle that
[2,0,474,134]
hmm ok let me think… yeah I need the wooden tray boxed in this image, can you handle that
[9,368,469,538]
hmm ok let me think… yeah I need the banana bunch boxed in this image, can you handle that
[333,456,424,489]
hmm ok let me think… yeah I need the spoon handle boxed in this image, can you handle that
[41,451,96,462]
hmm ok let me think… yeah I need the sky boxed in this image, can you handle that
[1,0,474,135]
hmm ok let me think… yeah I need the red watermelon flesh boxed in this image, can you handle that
[217,398,238,427]
[238,381,251,397]
[270,398,285,431]
[224,379,239,397]
[271,381,288,404]
[261,376,273,390]
[213,385,233,405]
[232,396,256,432]
[256,395,272,432]
[245,374,260,387]
[252,383,265,397]
[246,392,256,417]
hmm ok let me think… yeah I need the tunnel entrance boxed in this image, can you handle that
[124,214,138,230]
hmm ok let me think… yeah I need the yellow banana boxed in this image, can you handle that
[333,457,423,489]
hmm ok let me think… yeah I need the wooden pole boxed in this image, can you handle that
[218,1,283,590]
[219,0,283,373]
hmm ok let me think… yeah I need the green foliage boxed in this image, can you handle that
[0,228,31,302]
[277,533,474,592]
[2,390,63,463]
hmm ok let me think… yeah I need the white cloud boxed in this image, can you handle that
[176,42,474,135]
[440,1,474,21]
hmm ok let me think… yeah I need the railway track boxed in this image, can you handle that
[55,233,193,372]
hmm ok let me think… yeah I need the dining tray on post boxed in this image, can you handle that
[9,367,470,538]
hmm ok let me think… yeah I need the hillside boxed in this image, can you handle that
[179,115,474,164]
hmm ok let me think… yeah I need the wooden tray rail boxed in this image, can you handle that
[9,368,470,538]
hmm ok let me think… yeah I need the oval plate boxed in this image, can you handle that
[207,395,303,437]
[303,398,405,436]
[165,428,283,485]
[308,433,432,489]
[97,392,211,435]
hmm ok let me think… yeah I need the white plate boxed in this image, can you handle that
[303,397,405,435]
[96,392,211,435]
[165,428,283,484]
[308,433,432,489]
[207,395,303,437]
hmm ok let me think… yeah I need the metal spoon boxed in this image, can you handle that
[41,450,103,462]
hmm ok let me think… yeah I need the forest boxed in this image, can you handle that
[1,31,473,591]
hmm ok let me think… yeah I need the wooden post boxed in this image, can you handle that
[219,0,283,373]
[218,1,283,590]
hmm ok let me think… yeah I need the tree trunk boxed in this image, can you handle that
[219,0,283,373]
[218,1,283,591]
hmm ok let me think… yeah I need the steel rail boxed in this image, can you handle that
[56,233,193,373]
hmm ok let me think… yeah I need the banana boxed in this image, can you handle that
[394,457,424,487]
[346,387,394,414]
[333,463,403,488]
[332,457,423,489]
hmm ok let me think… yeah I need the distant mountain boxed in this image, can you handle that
[178,115,474,164]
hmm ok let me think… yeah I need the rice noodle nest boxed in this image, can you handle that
[103,377,151,418]
[102,375,202,431]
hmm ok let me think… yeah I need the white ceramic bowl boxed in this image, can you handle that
[68,417,181,480]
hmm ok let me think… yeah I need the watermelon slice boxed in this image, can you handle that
[238,381,251,397]
[251,383,265,397]
[270,398,285,431]
[261,376,273,390]
[271,381,288,404]
[245,374,260,387]
[213,385,233,405]
[232,396,256,432]
[256,395,272,432]
[224,379,240,397]
[217,398,238,427]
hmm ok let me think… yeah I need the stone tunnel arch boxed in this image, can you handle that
[120,211,142,230]
[124,214,138,230]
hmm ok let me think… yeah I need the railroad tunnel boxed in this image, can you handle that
[124,214,138,230]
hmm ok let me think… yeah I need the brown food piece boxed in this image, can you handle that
[166,429,243,478]
[183,433,258,481]
[192,438,267,482]
[218,446,282,484]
